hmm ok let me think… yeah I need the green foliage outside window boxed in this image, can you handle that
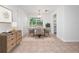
[30,17,43,27]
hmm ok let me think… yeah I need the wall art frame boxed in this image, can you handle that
[0,5,12,23]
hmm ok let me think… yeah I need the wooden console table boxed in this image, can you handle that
[0,30,22,53]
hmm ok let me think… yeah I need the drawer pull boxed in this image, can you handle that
[11,33,13,35]
[11,43,14,46]
[11,38,13,40]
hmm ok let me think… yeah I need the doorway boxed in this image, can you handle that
[53,14,57,35]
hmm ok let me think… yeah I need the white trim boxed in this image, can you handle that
[62,39,79,42]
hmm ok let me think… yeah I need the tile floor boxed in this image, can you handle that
[12,35,79,53]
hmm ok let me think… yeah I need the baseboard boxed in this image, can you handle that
[56,35,64,41]
[59,37,79,42]
[56,35,79,42]
[62,39,79,42]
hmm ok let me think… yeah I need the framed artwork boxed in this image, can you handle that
[0,6,12,22]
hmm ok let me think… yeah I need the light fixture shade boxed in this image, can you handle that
[37,9,42,18]
[37,15,42,18]
[12,22,17,30]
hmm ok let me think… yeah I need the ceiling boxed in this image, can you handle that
[18,5,61,16]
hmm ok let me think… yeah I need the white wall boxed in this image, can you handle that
[0,23,11,33]
[63,6,79,42]
[0,5,28,36]
[52,5,79,42]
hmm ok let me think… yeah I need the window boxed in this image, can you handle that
[29,17,43,27]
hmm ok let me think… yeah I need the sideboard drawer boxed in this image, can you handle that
[7,37,16,47]
[17,39,22,45]
[7,42,16,52]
